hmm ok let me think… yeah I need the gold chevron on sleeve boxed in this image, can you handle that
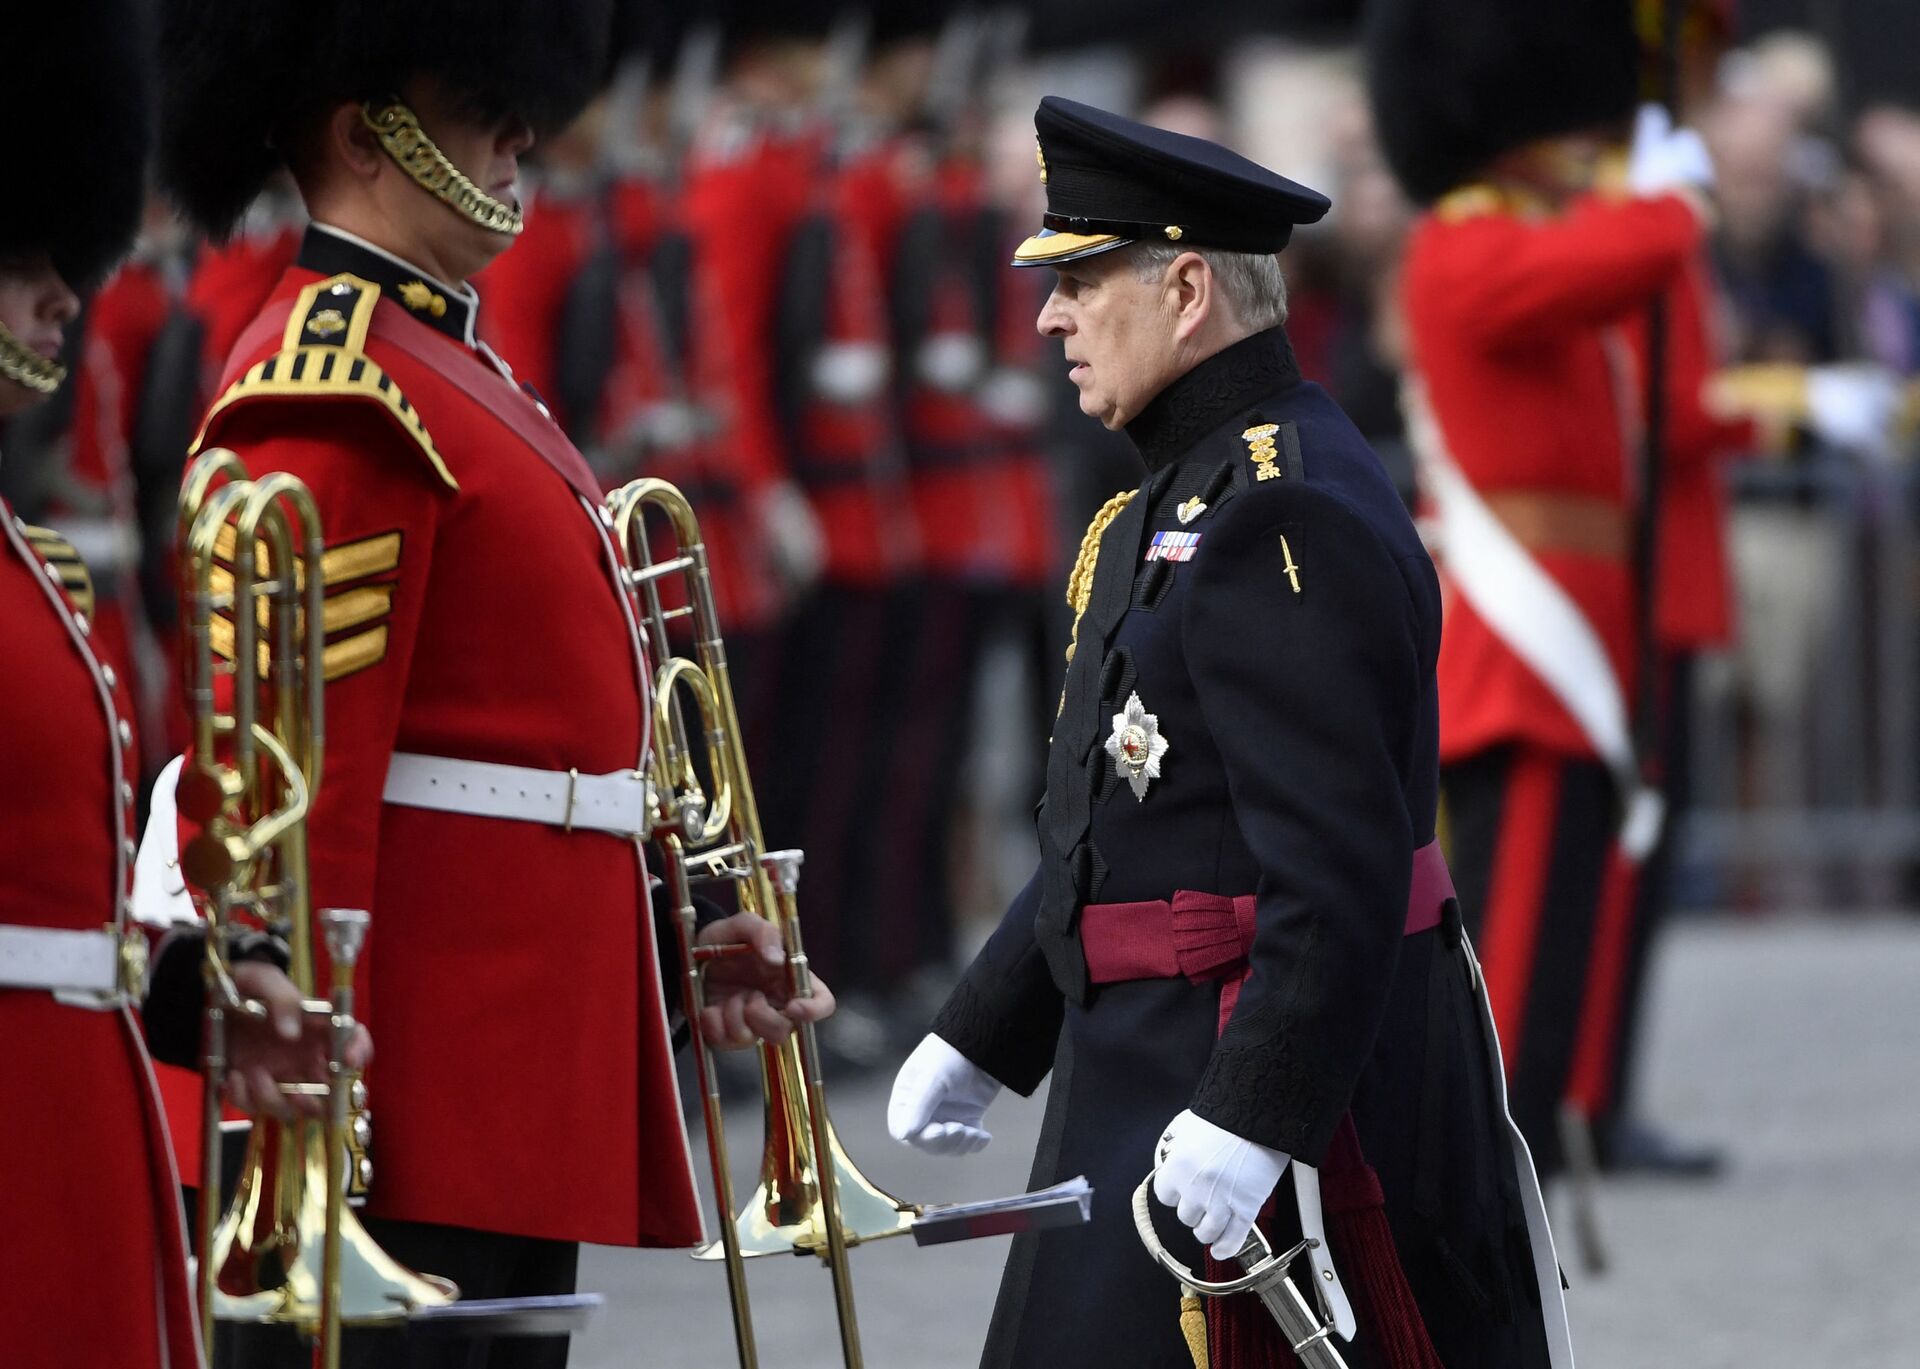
[21,524,95,619]
[211,526,402,590]
[209,529,403,682]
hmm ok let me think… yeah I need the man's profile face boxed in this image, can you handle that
[1036,249,1182,431]
[0,255,79,417]
[384,78,536,280]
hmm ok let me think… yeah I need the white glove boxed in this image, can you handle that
[1626,103,1715,196]
[1151,1108,1290,1260]
[1807,364,1903,457]
[755,479,825,594]
[887,1034,1002,1155]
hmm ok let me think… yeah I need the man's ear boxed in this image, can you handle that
[1167,250,1213,341]
[325,102,387,181]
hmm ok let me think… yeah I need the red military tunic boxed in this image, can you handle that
[1401,186,1704,762]
[0,509,201,1366]
[187,224,702,1248]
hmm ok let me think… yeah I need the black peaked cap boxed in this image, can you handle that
[1013,96,1330,268]
[1366,0,1637,206]
[158,0,615,240]
[5,1,153,289]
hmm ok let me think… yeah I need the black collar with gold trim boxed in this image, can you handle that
[298,225,478,347]
[1124,326,1302,474]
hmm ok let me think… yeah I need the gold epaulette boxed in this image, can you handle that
[190,273,458,493]
[1434,182,1550,222]
[19,522,94,619]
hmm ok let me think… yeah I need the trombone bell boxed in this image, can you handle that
[209,1124,457,1326]
[696,1067,915,1261]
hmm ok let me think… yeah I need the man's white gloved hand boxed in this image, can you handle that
[1627,103,1715,196]
[1151,1108,1290,1260]
[1807,363,1903,457]
[755,479,825,594]
[887,1034,1002,1155]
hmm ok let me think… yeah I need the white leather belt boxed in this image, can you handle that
[382,753,654,839]
[0,924,140,1006]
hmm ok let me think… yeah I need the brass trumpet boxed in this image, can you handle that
[175,448,455,1366]
[609,477,917,1369]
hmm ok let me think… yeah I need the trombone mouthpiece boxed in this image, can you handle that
[759,849,805,895]
[320,908,372,967]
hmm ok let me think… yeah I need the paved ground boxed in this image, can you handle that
[572,914,1920,1368]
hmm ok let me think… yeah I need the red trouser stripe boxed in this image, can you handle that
[1477,753,1563,1075]
[1565,848,1640,1113]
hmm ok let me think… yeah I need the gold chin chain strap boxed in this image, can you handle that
[0,316,66,394]
[360,102,526,237]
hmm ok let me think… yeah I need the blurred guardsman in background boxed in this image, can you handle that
[888,96,1571,1369]
[0,5,350,1363]
[146,2,831,1364]
[752,3,923,1017]
[877,3,1061,1010]
[1371,0,1717,1181]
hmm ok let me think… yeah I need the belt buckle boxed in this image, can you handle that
[117,928,149,998]
[562,767,580,834]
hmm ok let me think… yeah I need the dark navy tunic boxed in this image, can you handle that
[932,327,1551,1369]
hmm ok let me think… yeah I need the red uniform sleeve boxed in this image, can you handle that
[198,399,449,1004]
[1416,192,1705,350]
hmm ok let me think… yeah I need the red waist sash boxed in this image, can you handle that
[1080,840,1456,1030]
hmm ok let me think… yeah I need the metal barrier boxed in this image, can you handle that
[1682,449,1920,907]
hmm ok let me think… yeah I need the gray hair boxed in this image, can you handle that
[1127,242,1289,332]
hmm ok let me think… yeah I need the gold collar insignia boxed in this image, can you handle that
[397,280,448,318]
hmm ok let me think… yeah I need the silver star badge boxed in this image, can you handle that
[1105,691,1170,801]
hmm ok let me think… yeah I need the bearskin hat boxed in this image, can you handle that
[1366,0,1638,205]
[3,2,153,289]
[158,0,615,239]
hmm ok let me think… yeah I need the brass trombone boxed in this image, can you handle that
[175,448,455,1367]
[609,477,917,1369]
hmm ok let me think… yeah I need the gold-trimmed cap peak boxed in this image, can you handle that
[1010,227,1132,268]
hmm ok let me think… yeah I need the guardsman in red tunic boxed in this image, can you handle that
[149,3,832,1365]
[0,6,348,1363]
[1372,0,1716,1177]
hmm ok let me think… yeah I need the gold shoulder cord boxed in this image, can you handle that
[1063,488,1137,654]
[1054,488,1137,722]
[361,102,525,237]
[0,318,65,394]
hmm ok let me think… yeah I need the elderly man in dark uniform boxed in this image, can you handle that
[888,98,1572,1369]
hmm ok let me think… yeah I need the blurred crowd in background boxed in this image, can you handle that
[5,0,1917,1060]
